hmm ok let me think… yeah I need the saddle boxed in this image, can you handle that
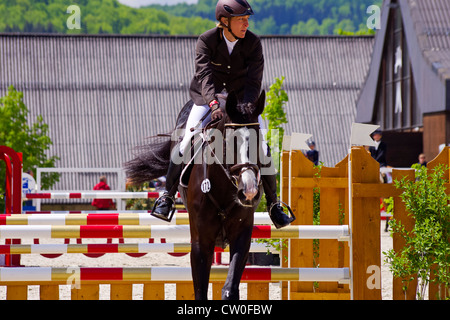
[175,99,194,130]
[179,115,225,188]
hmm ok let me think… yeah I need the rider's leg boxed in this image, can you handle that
[261,171,295,229]
[179,104,211,155]
[151,104,211,222]
[259,129,295,229]
[151,144,183,221]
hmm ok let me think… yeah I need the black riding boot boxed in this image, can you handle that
[151,154,183,222]
[262,173,295,229]
[260,146,295,229]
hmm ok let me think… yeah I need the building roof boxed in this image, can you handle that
[408,0,450,82]
[356,0,450,123]
[0,33,374,191]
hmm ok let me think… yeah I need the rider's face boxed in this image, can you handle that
[230,16,249,39]
[222,15,250,40]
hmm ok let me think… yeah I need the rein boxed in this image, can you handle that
[198,118,262,216]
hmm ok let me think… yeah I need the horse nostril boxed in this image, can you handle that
[238,186,257,202]
[237,169,259,203]
[244,187,257,200]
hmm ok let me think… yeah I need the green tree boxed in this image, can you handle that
[290,20,306,35]
[255,16,277,35]
[261,75,288,193]
[0,0,384,35]
[256,76,289,253]
[334,19,355,34]
[319,18,337,35]
[305,18,320,35]
[0,86,59,211]
[255,76,288,213]
[262,76,288,152]
[384,165,450,299]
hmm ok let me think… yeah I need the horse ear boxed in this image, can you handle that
[252,90,266,117]
[225,91,239,120]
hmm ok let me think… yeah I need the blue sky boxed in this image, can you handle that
[117,0,198,7]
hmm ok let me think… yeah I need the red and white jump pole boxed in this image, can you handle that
[0,266,350,284]
[0,225,349,240]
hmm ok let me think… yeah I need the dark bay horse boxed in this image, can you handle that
[125,91,266,300]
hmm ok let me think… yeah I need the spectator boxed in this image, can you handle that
[91,176,114,210]
[416,153,427,167]
[369,129,387,167]
[306,141,319,166]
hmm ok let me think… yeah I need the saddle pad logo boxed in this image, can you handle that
[201,179,211,193]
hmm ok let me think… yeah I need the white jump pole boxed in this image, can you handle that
[0,224,350,240]
[0,266,350,283]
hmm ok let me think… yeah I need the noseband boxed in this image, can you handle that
[229,163,261,189]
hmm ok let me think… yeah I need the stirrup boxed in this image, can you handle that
[269,201,296,221]
[151,194,176,223]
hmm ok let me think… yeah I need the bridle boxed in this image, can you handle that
[198,117,262,215]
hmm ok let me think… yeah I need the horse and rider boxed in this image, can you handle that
[126,0,295,300]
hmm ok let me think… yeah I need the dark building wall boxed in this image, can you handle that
[423,112,450,162]
[382,131,422,167]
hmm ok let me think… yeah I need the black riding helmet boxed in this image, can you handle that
[215,0,254,39]
[215,0,254,20]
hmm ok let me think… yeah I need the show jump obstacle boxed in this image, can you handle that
[1,143,402,300]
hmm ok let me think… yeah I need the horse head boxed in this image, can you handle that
[224,91,265,207]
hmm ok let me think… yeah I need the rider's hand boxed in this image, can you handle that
[211,103,224,120]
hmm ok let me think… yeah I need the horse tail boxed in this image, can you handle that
[124,133,173,186]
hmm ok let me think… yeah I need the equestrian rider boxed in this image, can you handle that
[151,0,295,229]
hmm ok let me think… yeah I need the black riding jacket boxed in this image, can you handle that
[189,27,264,107]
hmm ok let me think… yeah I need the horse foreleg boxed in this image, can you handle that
[222,225,253,300]
[190,239,216,300]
